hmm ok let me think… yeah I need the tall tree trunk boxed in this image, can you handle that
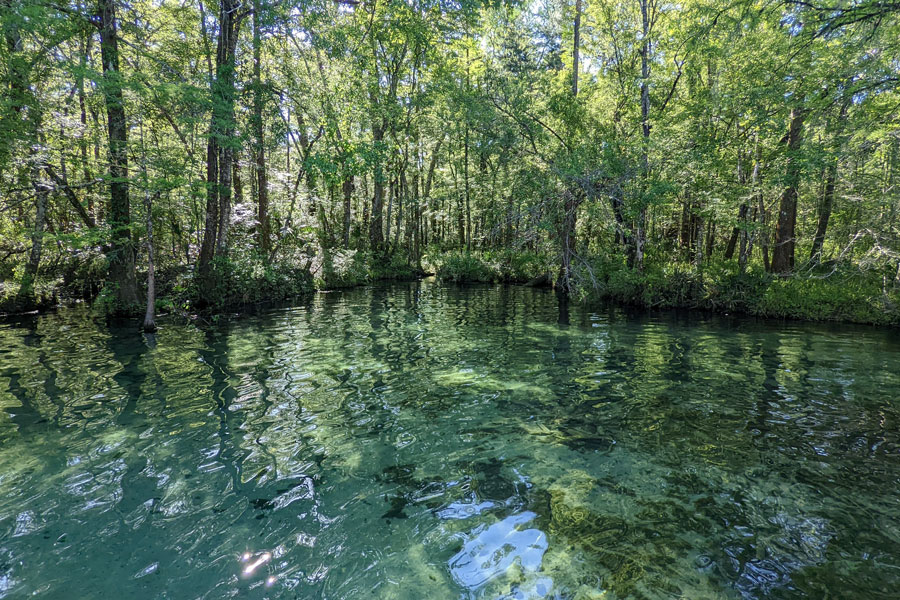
[424,135,442,248]
[809,162,836,262]
[252,0,270,253]
[412,165,421,266]
[19,182,47,302]
[196,0,218,281]
[199,0,240,301]
[705,220,715,259]
[464,126,471,252]
[572,0,581,97]
[370,123,385,251]
[738,143,760,274]
[386,177,394,249]
[98,0,140,309]
[694,207,705,266]
[395,170,404,251]
[809,101,848,263]
[4,0,46,304]
[633,0,651,271]
[680,195,691,252]
[233,150,243,206]
[77,33,94,216]
[198,133,219,281]
[725,139,748,261]
[215,0,239,256]
[771,107,805,274]
[557,1,581,294]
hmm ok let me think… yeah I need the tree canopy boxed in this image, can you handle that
[1,0,898,323]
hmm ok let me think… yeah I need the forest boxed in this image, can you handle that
[3,3,900,597]
[1,0,899,327]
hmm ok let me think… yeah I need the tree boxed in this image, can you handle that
[98,0,140,309]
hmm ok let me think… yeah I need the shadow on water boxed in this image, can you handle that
[1,281,899,599]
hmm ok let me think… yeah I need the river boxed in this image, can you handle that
[1,281,898,599]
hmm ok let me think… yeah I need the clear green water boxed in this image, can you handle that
[1,281,899,600]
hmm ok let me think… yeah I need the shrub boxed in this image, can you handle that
[490,249,553,283]
[434,252,497,283]
[174,253,314,311]
[316,249,372,289]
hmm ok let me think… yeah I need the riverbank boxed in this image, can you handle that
[432,251,900,327]
[3,250,898,326]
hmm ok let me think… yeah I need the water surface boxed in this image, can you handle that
[1,281,899,599]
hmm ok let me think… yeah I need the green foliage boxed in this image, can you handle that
[580,256,900,325]
[316,249,373,289]
[176,254,313,311]
[0,0,897,327]
[434,252,498,283]
[489,249,553,283]
[432,250,552,284]
[59,250,107,300]
[0,280,56,314]
[368,251,420,281]
[315,249,421,289]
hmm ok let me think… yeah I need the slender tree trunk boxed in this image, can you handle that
[809,162,836,262]
[760,199,770,272]
[252,0,270,253]
[572,0,581,97]
[412,164,421,266]
[557,0,581,294]
[197,0,218,281]
[810,102,848,263]
[738,151,758,273]
[680,195,691,252]
[98,0,140,309]
[342,177,353,247]
[143,188,157,332]
[362,173,370,240]
[423,135,442,249]
[464,126,471,252]
[4,2,46,304]
[771,108,805,274]
[198,133,219,278]
[386,177,394,249]
[634,0,651,271]
[19,182,47,301]
[77,33,94,215]
[394,172,404,251]
[233,150,243,206]
[370,124,385,250]
[199,0,241,302]
[215,2,239,256]
[694,208,705,266]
